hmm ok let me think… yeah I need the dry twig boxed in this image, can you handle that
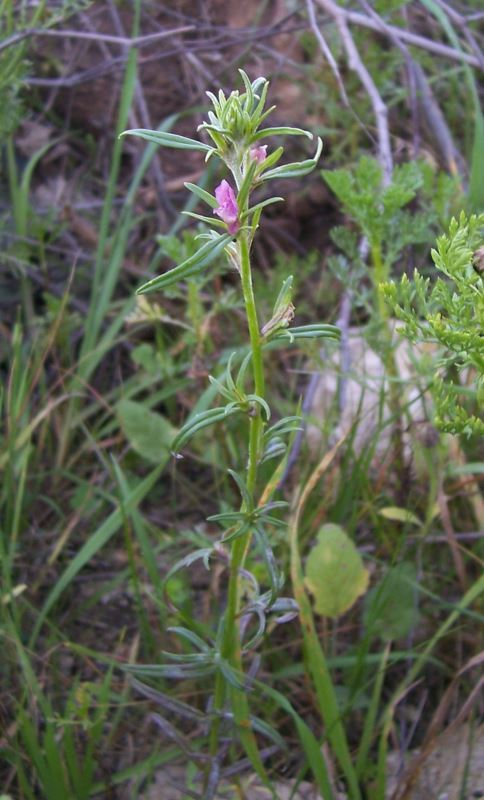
[315,0,393,184]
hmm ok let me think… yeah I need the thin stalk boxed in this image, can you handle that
[239,231,266,488]
[371,241,406,479]
[6,137,34,326]
[371,241,388,323]
[288,440,362,800]
[207,228,268,783]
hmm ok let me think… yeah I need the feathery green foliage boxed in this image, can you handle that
[382,212,484,435]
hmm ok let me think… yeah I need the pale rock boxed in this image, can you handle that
[306,323,441,466]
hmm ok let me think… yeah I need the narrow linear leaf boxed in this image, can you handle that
[272,323,340,342]
[251,126,313,142]
[184,182,218,209]
[241,197,284,220]
[262,137,323,181]
[182,211,226,228]
[137,234,232,294]
[121,128,211,152]
[172,405,241,452]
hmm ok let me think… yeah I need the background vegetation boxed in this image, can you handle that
[1,1,482,798]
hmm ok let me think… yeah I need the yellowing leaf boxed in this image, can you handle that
[379,506,421,526]
[304,524,369,618]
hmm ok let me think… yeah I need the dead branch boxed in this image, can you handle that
[0,26,195,55]
[342,8,482,69]
[315,0,393,185]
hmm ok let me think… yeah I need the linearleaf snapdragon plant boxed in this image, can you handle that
[120,71,339,795]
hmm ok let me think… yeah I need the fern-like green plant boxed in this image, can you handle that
[381,211,484,436]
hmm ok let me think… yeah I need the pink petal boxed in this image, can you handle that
[214,179,239,230]
[250,145,268,164]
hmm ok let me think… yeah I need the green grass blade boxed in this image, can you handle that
[29,462,166,647]
[355,644,390,779]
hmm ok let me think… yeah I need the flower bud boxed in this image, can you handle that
[250,145,268,164]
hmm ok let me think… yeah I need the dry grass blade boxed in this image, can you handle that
[389,653,484,800]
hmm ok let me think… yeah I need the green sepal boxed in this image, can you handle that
[137,233,233,294]
[273,275,293,312]
[261,275,295,338]
[120,128,211,152]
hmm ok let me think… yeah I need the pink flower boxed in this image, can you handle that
[250,145,267,164]
[214,180,239,235]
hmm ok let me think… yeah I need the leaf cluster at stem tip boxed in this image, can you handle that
[120,70,323,295]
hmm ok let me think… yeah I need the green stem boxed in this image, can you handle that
[371,241,388,323]
[207,229,267,777]
[289,475,362,800]
[372,241,406,480]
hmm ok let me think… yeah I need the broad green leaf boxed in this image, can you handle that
[378,506,421,526]
[304,524,369,618]
[363,562,420,641]
[120,128,211,152]
[117,399,176,463]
